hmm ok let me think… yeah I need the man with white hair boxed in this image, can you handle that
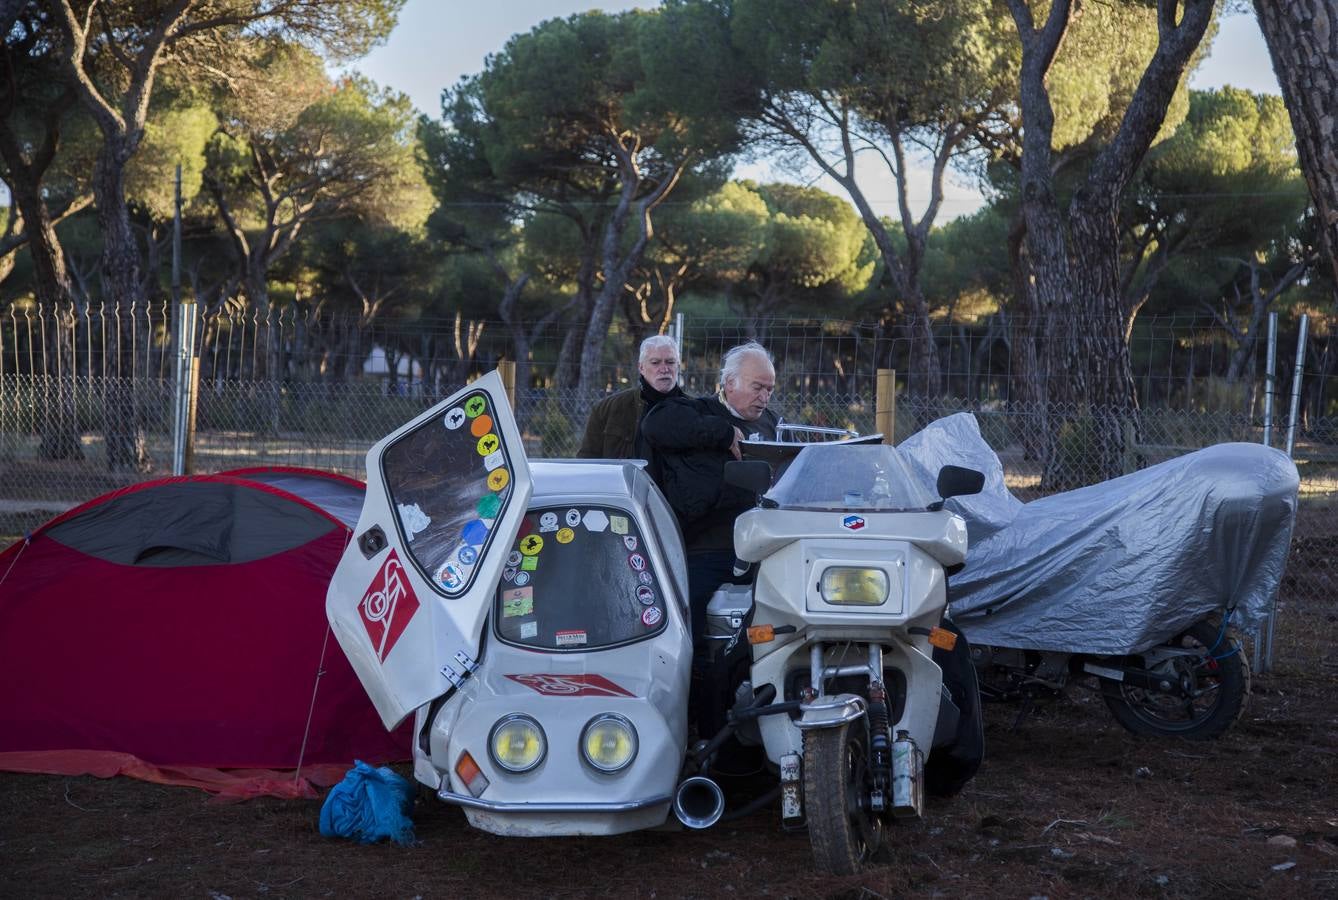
[640,341,779,642]
[578,334,684,460]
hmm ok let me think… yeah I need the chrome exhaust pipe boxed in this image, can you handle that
[673,776,725,829]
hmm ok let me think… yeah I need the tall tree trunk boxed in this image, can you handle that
[93,144,149,472]
[1253,1,1338,299]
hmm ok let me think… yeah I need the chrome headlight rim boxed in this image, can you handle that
[819,565,891,607]
[488,713,547,774]
[579,713,639,774]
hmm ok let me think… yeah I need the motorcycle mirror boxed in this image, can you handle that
[935,465,985,503]
[724,459,773,497]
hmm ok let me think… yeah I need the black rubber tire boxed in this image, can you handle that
[802,722,882,875]
[1101,619,1251,740]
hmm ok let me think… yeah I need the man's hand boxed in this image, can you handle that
[729,426,744,460]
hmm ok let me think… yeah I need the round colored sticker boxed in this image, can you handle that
[638,570,653,586]
[565,508,581,527]
[556,527,574,544]
[514,571,531,587]
[636,585,655,605]
[519,534,544,556]
[471,414,494,437]
[476,433,500,456]
[458,545,478,566]
[628,553,646,572]
[443,407,466,430]
[487,468,510,491]
[641,606,662,627]
[465,395,487,418]
[476,493,502,519]
[507,550,523,567]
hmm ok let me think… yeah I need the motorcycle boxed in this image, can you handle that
[893,413,1298,744]
[325,372,987,875]
[969,618,1251,739]
[686,440,988,874]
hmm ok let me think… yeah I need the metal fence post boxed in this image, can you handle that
[1262,312,1277,447]
[1284,314,1308,458]
[876,369,896,444]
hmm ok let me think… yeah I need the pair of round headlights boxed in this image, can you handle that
[488,713,638,774]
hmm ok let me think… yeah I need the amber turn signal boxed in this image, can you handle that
[928,626,958,651]
[747,624,775,644]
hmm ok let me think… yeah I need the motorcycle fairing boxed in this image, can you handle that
[327,370,532,729]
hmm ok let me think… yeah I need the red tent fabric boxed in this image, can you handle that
[0,468,408,798]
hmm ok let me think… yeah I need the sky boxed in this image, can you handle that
[352,3,1283,222]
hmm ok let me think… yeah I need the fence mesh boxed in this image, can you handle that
[1,307,1334,641]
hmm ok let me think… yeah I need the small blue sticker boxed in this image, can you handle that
[842,515,865,531]
[462,519,489,546]
[458,545,479,565]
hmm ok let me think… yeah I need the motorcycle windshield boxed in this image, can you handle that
[767,443,934,511]
[326,370,532,729]
[494,504,669,651]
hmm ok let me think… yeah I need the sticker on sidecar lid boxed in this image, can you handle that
[520,555,539,571]
[513,571,530,586]
[555,630,587,647]
[582,510,609,532]
[443,407,466,430]
[505,673,635,697]
[565,508,581,527]
[507,550,523,567]
[519,534,544,555]
[359,549,420,662]
[623,535,638,552]
[638,570,653,586]
[641,606,662,627]
[609,515,628,535]
[628,553,646,571]
[636,585,655,605]
[520,621,538,639]
[538,512,559,532]
[501,586,534,617]
[556,527,574,544]
[397,502,430,540]
[842,515,866,530]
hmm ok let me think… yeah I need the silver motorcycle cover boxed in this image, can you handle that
[897,413,1299,654]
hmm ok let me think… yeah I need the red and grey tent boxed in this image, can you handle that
[0,467,407,799]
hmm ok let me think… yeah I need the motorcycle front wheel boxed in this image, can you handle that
[1100,619,1251,740]
[802,721,882,875]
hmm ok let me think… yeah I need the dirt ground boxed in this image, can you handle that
[2,591,1335,900]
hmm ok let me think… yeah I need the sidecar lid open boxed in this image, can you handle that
[326,371,532,729]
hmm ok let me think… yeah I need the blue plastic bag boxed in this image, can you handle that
[319,760,417,846]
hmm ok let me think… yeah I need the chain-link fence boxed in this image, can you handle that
[2,306,1334,649]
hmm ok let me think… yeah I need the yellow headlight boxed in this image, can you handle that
[489,715,546,773]
[820,566,890,606]
[580,714,638,773]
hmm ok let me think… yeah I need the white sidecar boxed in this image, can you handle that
[326,372,692,836]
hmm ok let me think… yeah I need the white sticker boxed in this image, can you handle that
[555,630,587,647]
[641,607,662,627]
[565,508,581,527]
[610,515,628,535]
[520,621,538,639]
[623,535,638,552]
[397,502,431,539]
[514,571,530,587]
[507,550,523,567]
[483,449,506,471]
[539,512,559,533]
[582,509,609,532]
[443,407,466,430]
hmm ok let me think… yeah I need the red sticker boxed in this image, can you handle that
[359,548,420,662]
[504,673,636,697]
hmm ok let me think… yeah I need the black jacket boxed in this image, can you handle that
[639,395,778,551]
[577,377,684,460]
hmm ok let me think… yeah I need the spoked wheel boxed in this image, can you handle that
[1101,620,1251,740]
[802,721,882,875]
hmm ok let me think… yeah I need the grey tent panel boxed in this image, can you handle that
[227,469,364,529]
[46,481,340,566]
